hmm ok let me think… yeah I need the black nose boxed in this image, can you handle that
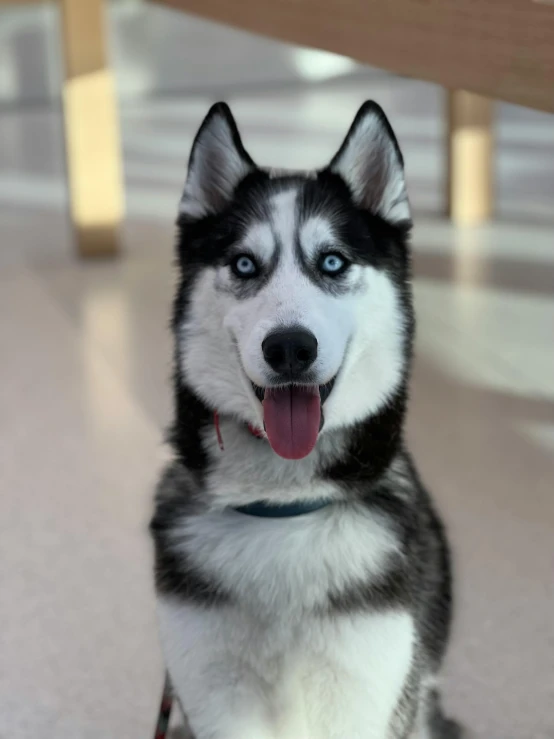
[262,329,318,377]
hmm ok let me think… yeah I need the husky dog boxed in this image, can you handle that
[150,101,460,739]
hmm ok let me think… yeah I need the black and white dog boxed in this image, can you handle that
[151,101,460,739]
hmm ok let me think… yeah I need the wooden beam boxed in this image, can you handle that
[60,0,124,256]
[446,91,494,226]
[154,0,554,113]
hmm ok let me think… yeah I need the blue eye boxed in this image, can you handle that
[319,253,347,275]
[231,254,258,278]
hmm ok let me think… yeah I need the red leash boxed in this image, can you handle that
[214,410,265,450]
[213,410,225,451]
[153,672,173,739]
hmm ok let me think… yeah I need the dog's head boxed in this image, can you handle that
[173,102,414,462]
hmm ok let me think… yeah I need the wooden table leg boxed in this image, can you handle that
[59,0,124,256]
[446,90,494,226]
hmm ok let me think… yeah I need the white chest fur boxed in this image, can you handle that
[158,598,414,739]
[167,503,401,616]
[158,505,413,739]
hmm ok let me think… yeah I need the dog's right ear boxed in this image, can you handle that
[179,103,256,219]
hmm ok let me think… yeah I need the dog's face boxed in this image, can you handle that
[175,102,413,460]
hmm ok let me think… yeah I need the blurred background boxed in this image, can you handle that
[0,1,553,737]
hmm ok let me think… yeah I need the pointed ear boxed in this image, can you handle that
[328,101,411,226]
[179,103,256,219]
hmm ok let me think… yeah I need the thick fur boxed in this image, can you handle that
[151,101,459,739]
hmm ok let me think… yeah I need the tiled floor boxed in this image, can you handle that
[0,3,553,739]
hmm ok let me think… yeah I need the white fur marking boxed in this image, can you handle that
[299,217,337,258]
[170,502,401,614]
[158,599,414,739]
[241,222,275,261]
[271,188,298,253]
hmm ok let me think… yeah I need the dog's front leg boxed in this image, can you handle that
[157,599,279,739]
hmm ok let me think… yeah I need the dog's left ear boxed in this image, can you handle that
[327,101,411,227]
[179,102,256,219]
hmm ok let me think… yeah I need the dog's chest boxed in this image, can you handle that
[177,502,400,615]
[158,597,415,739]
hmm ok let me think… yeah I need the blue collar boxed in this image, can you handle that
[233,498,331,518]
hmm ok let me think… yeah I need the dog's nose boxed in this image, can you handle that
[262,329,318,377]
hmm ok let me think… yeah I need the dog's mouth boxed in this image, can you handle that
[250,377,336,460]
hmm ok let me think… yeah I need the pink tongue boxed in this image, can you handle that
[263,386,321,460]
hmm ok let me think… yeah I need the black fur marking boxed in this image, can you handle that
[427,689,464,739]
[326,553,410,614]
[150,465,231,604]
[152,534,230,605]
[168,261,212,472]
[293,171,410,296]
[321,386,409,488]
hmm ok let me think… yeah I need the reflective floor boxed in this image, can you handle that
[0,3,553,739]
